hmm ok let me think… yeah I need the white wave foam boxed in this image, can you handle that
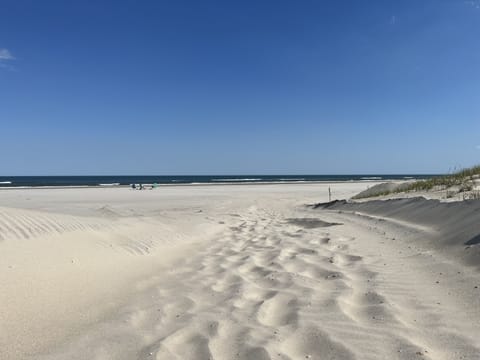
[212,178,263,182]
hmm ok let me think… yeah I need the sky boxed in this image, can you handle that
[1,0,480,175]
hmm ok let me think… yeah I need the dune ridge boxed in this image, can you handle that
[314,197,480,268]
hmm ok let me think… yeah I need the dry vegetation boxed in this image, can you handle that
[402,165,480,192]
[354,165,480,199]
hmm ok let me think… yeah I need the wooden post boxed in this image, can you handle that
[328,187,331,202]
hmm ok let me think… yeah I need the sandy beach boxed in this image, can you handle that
[1,182,479,360]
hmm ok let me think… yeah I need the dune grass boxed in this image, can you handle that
[354,165,480,199]
[400,165,480,192]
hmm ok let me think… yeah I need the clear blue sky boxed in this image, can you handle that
[1,0,479,175]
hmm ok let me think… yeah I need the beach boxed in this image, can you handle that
[1,182,479,359]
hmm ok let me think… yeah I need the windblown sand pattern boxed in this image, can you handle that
[0,207,110,240]
[0,206,172,256]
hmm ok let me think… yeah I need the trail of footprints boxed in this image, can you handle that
[105,208,438,360]
[34,206,478,360]
[5,203,478,359]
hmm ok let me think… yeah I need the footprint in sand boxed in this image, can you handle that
[281,326,355,360]
[257,292,298,327]
[156,331,212,360]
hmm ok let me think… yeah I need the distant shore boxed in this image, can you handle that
[0,174,431,188]
[0,179,404,190]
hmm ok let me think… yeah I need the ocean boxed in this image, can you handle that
[0,175,432,187]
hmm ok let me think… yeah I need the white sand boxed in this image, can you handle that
[0,183,479,359]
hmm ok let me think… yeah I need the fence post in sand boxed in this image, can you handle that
[328,187,331,202]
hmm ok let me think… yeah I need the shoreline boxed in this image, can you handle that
[0,179,404,190]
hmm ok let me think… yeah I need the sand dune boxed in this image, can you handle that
[314,197,480,268]
[0,184,479,359]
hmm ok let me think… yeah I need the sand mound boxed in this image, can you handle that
[352,182,410,199]
[314,197,480,268]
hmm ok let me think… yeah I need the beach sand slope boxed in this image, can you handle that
[0,184,479,359]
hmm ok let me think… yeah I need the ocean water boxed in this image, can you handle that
[0,175,432,187]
